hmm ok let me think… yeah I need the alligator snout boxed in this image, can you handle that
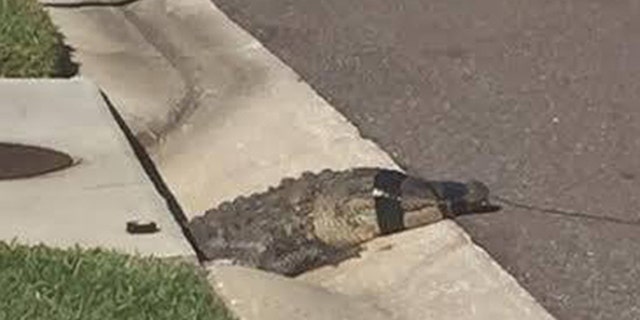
[400,177,498,216]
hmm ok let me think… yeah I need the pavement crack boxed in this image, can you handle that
[492,195,640,227]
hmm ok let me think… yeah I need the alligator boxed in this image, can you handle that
[187,167,495,276]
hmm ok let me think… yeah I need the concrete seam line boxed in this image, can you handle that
[40,0,140,8]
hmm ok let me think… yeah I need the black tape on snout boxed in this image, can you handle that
[374,197,404,234]
[373,169,407,234]
[373,169,406,197]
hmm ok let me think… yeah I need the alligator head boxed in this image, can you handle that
[312,169,497,247]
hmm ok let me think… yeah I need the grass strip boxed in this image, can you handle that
[0,241,234,320]
[0,0,75,77]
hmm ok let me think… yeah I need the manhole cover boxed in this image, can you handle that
[0,143,74,180]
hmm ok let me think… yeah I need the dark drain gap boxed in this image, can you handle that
[100,92,207,262]
[0,142,74,180]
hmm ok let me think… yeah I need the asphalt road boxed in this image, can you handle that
[210,1,640,319]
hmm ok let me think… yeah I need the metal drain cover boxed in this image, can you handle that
[0,142,74,180]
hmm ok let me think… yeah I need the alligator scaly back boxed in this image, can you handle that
[187,167,493,276]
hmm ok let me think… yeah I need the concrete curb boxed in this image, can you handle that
[300,220,556,320]
[205,221,557,320]
[207,265,393,320]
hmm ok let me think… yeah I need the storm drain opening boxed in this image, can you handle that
[0,142,74,180]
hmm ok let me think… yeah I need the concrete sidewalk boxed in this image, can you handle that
[0,79,193,258]
[43,0,556,318]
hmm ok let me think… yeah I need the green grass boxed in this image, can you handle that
[0,241,234,320]
[0,0,74,77]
